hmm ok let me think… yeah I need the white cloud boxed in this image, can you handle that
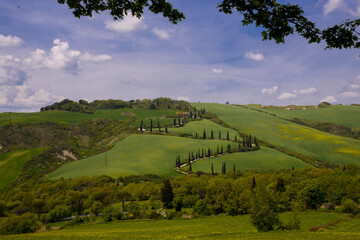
[356,75,360,81]
[177,96,190,101]
[350,84,360,90]
[261,86,278,94]
[212,68,223,74]
[80,53,112,62]
[244,52,265,61]
[152,27,171,40]
[24,39,111,74]
[278,92,296,100]
[105,15,146,33]
[0,34,23,47]
[0,84,63,111]
[0,55,27,86]
[24,39,81,73]
[324,0,343,15]
[340,91,360,98]
[293,87,317,95]
[320,96,338,103]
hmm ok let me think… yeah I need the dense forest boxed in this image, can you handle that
[0,166,359,234]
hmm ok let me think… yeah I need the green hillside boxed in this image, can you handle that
[166,119,241,140]
[192,103,360,166]
[0,108,177,126]
[0,149,44,188]
[191,147,312,173]
[247,104,360,128]
[50,135,239,179]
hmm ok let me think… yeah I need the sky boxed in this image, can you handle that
[0,0,359,112]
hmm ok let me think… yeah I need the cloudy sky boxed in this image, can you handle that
[0,0,359,112]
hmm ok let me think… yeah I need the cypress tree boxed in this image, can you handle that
[150,119,153,133]
[243,139,246,147]
[233,163,236,172]
[219,131,221,139]
[178,118,181,126]
[140,120,143,132]
[189,160,192,172]
[198,148,200,158]
[208,148,211,157]
[292,166,295,171]
[224,162,226,174]
[173,118,176,126]
[211,130,214,139]
[165,125,168,133]
[227,144,231,153]
[188,152,191,161]
[249,135,252,146]
[235,135,237,141]
[251,176,256,190]
[227,131,229,140]
[195,132,198,138]
[254,137,259,148]
[191,152,195,161]
[160,179,174,209]
[203,129,206,139]
[158,120,161,132]
[211,162,214,175]
[195,152,198,159]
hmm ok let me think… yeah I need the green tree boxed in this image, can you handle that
[203,129,206,139]
[298,183,325,210]
[211,130,214,139]
[160,179,174,209]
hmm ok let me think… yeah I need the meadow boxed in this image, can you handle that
[166,119,242,141]
[49,135,240,179]
[192,103,360,166]
[2,212,358,240]
[190,147,312,174]
[247,104,360,128]
[0,149,44,188]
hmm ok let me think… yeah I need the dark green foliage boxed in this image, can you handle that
[250,205,281,232]
[193,200,211,216]
[165,125,168,133]
[275,178,286,193]
[226,131,229,140]
[48,204,72,222]
[0,213,40,235]
[42,97,192,113]
[211,130,214,139]
[219,131,221,139]
[218,0,360,49]
[203,129,206,139]
[150,119,153,132]
[211,162,214,175]
[0,201,6,217]
[251,177,256,190]
[298,183,325,210]
[341,199,359,215]
[160,179,174,209]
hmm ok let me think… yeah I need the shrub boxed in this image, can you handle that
[48,204,72,223]
[0,201,7,217]
[341,199,359,216]
[250,205,281,232]
[193,200,211,216]
[0,213,41,235]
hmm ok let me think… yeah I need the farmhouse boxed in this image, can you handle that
[176,112,188,118]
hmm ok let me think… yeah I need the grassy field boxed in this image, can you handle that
[190,147,312,173]
[192,103,360,166]
[2,212,359,240]
[0,109,177,125]
[49,135,239,179]
[0,149,44,188]
[247,104,360,128]
[166,119,241,141]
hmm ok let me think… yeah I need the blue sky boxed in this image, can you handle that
[0,0,359,112]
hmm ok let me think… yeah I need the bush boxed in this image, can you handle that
[0,213,41,235]
[341,199,359,216]
[0,201,7,217]
[193,200,211,216]
[149,211,160,220]
[48,204,72,222]
[250,205,281,232]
